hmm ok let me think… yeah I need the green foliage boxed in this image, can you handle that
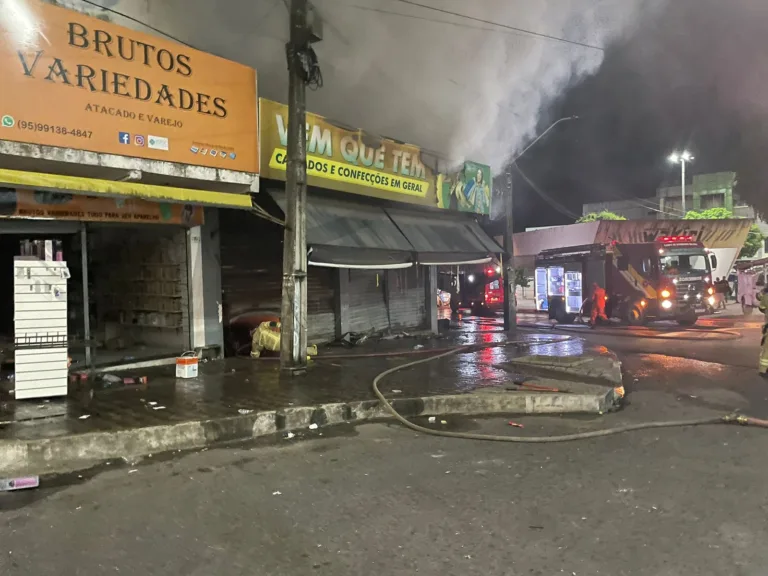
[577,211,627,223]
[683,208,734,220]
[683,208,764,259]
[741,224,764,259]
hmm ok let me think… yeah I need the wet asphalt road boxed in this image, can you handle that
[2,313,768,575]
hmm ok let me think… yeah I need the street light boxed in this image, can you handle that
[668,151,694,215]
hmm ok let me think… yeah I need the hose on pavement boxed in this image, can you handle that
[372,340,768,443]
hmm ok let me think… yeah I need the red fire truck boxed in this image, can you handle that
[534,236,717,326]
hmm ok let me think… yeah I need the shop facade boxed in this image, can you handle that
[218,100,500,355]
[0,0,259,397]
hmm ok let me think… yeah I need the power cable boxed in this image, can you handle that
[77,0,194,47]
[512,163,580,220]
[391,0,605,52]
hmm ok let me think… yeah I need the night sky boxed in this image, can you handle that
[506,0,768,230]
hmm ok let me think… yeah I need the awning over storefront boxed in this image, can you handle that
[270,191,414,269]
[386,208,503,265]
[0,169,254,210]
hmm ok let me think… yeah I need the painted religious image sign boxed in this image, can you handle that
[437,161,492,216]
[0,0,259,173]
[260,98,440,206]
[0,188,204,226]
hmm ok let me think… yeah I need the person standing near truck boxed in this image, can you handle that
[758,283,768,376]
[590,282,608,328]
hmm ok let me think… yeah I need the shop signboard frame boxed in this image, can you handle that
[0,0,259,173]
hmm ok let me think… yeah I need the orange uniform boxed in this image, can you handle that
[590,284,608,326]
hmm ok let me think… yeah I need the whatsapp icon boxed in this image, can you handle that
[1,115,14,128]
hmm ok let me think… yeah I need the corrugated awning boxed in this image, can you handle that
[385,208,503,265]
[270,191,414,268]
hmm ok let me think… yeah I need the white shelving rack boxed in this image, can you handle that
[13,257,70,400]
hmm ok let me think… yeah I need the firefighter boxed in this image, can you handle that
[590,282,608,328]
[758,284,768,376]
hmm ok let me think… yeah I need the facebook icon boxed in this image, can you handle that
[118,132,130,144]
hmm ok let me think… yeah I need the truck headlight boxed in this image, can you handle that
[661,300,673,310]
[707,287,714,295]
[661,289,672,299]
[697,294,702,300]
[708,296,716,306]
[683,294,689,301]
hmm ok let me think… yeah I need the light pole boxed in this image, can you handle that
[503,115,579,332]
[668,151,694,216]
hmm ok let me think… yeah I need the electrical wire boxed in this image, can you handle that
[77,0,194,47]
[512,163,580,220]
[391,0,605,52]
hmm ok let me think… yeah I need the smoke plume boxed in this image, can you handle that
[64,0,664,175]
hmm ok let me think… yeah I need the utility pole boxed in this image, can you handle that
[503,164,516,332]
[280,0,310,373]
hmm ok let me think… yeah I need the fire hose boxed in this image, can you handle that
[372,339,768,442]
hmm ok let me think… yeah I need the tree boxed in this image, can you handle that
[577,211,627,223]
[683,208,764,259]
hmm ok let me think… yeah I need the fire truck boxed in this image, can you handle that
[534,236,718,326]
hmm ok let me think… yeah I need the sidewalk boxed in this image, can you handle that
[0,325,623,476]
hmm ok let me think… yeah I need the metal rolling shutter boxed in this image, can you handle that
[220,209,337,347]
[348,269,390,333]
[388,266,427,329]
[307,267,336,343]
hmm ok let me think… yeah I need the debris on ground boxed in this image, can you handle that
[78,415,91,420]
[128,469,138,474]
[238,409,254,415]
[272,491,282,496]
[152,406,166,411]
[508,421,524,428]
[428,417,436,424]
[308,423,319,430]
[414,344,425,350]
[285,432,296,439]
[391,389,403,394]
[0,476,39,492]
[440,420,448,425]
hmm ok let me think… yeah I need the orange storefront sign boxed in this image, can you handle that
[0,188,204,226]
[0,0,258,173]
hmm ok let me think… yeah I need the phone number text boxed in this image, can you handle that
[17,120,92,138]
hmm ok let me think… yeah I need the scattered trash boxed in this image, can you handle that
[508,421,524,429]
[414,344,425,350]
[0,476,39,492]
[440,420,448,425]
[391,389,403,394]
[428,416,436,424]
[152,406,166,411]
[101,373,122,384]
[78,415,91,420]
[123,377,136,385]
[272,491,282,496]
[128,469,138,474]
[308,423,319,430]
[176,352,200,379]
[238,409,254,415]
[464,555,472,559]
[430,454,445,459]
[148,401,158,406]
[285,432,296,439]
[528,525,544,530]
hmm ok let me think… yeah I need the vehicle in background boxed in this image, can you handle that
[534,237,717,326]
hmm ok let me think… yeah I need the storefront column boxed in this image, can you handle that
[187,208,224,356]
[80,223,92,367]
[334,268,350,338]
[424,265,438,334]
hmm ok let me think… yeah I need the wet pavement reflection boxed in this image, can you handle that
[0,313,594,442]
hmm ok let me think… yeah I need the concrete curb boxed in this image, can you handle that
[0,388,620,477]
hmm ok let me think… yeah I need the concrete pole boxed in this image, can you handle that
[503,164,517,332]
[280,0,309,373]
[80,223,91,367]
